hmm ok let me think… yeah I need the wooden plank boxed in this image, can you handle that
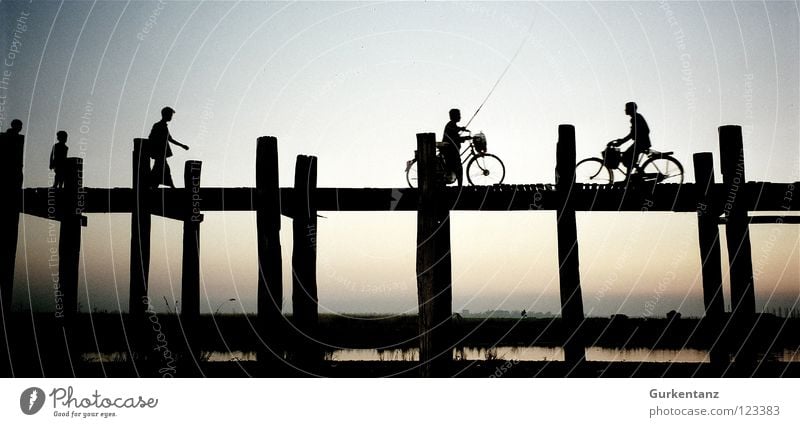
[256,137,285,363]
[555,124,586,366]
[17,182,799,215]
[415,132,453,377]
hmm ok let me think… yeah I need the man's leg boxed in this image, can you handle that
[620,146,638,184]
[442,145,459,184]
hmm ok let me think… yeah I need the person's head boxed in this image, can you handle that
[9,119,23,134]
[161,106,176,122]
[56,131,68,143]
[449,108,461,122]
[625,102,637,116]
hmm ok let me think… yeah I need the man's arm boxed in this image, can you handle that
[611,124,634,146]
[168,135,189,150]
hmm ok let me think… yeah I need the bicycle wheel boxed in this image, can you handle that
[640,155,684,184]
[466,153,505,185]
[575,158,613,184]
[405,158,418,188]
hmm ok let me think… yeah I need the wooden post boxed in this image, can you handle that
[718,125,756,364]
[692,152,726,365]
[415,132,453,377]
[0,132,23,375]
[256,136,284,363]
[292,155,319,364]
[555,125,586,366]
[129,139,151,357]
[719,126,756,315]
[57,158,85,322]
[181,160,202,358]
[52,157,86,375]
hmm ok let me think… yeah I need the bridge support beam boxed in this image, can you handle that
[181,160,203,367]
[693,152,727,365]
[55,158,86,373]
[129,139,152,360]
[292,155,320,366]
[0,132,24,375]
[415,132,453,377]
[719,125,757,365]
[555,125,586,367]
[256,137,285,364]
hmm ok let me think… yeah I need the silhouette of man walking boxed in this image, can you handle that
[49,131,69,188]
[609,102,651,179]
[148,107,188,188]
[442,108,470,186]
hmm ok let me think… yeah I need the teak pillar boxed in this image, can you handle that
[693,152,727,365]
[256,136,284,362]
[292,155,320,364]
[58,158,86,322]
[129,139,152,357]
[555,125,586,366]
[54,158,86,374]
[718,125,756,364]
[415,132,453,377]
[0,132,23,375]
[181,160,202,359]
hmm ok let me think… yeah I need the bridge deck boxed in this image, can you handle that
[20,182,798,220]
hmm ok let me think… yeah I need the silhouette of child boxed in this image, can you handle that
[4,119,23,135]
[49,131,69,188]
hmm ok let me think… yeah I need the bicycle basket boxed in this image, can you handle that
[602,147,621,169]
[473,132,487,153]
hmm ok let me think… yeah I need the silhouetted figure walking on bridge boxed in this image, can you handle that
[609,102,651,181]
[442,108,471,186]
[49,131,69,188]
[148,107,188,188]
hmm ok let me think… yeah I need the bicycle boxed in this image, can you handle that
[405,131,506,188]
[575,141,684,185]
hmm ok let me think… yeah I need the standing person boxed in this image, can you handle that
[609,102,651,179]
[4,119,22,135]
[148,107,188,188]
[442,108,471,186]
[49,131,69,188]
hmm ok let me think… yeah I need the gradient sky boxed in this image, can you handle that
[2,1,798,316]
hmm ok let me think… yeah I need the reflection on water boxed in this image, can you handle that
[81,347,800,363]
[326,346,712,363]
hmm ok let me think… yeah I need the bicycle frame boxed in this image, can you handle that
[459,144,475,165]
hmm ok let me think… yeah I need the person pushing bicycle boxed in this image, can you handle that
[609,102,651,181]
[442,108,472,186]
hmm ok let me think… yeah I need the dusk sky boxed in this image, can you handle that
[2,1,798,316]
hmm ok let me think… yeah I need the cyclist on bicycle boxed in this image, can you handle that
[609,102,651,181]
[442,108,471,186]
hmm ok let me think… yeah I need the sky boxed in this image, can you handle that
[1,0,798,316]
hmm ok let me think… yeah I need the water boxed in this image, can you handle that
[82,346,800,363]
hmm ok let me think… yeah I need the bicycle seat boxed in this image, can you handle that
[648,149,673,156]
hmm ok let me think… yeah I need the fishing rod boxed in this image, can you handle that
[464,16,536,129]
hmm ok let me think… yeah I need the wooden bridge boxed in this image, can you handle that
[0,124,797,376]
